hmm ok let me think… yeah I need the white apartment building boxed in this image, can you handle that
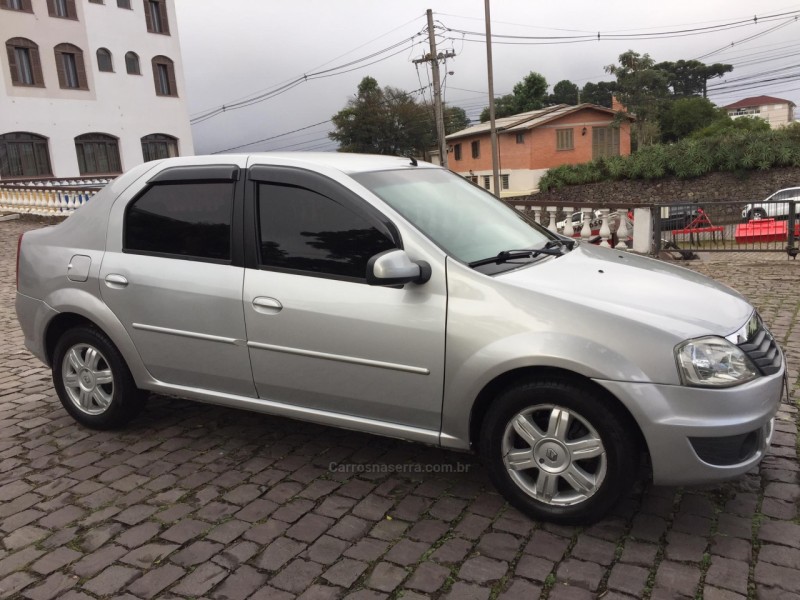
[1,0,194,180]
[724,95,796,130]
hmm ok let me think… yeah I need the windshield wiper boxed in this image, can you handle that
[545,237,576,250]
[468,247,563,268]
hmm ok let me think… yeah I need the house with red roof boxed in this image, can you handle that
[444,103,633,197]
[723,96,796,129]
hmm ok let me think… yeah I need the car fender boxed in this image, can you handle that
[41,287,154,386]
[440,330,650,449]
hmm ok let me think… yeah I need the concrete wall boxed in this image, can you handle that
[1,0,193,179]
[516,166,800,206]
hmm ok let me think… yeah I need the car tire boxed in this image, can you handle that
[480,378,638,525]
[749,208,768,220]
[52,326,146,430]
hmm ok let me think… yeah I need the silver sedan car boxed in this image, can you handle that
[15,153,785,524]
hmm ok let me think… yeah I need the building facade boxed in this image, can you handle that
[1,0,193,180]
[445,104,632,197]
[724,95,796,130]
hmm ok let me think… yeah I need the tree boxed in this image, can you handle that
[654,59,733,97]
[580,81,617,107]
[480,71,549,121]
[443,105,470,134]
[329,77,432,156]
[690,115,771,139]
[605,51,670,147]
[659,97,726,142]
[549,80,579,105]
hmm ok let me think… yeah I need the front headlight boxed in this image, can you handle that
[675,336,758,387]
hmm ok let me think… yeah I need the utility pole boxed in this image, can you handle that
[413,9,454,168]
[484,0,500,197]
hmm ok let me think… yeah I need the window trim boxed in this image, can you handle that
[96,47,113,72]
[453,143,462,161]
[144,0,170,34]
[244,165,402,279]
[471,140,480,159]
[123,168,241,265]
[47,0,77,19]
[2,0,33,13]
[124,51,140,75]
[515,132,525,144]
[6,38,44,87]
[54,43,88,90]
[151,55,177,96]
[0,131,53,178]
[74,132,121,175]
[141,133,179,162]
[556,128,574,151]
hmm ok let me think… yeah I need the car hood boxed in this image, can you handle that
[496,242,753,338]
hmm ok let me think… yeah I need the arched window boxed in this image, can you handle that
[151,55,176,97]
[141,133,178,162]
[96,47,112,72]
[46,0,77,19]
[125,51,140,75]
[54,43,88,90]
[0,132,52,178]
[5,37,44,87]
[74,133,121,175]
[144,0,169,34]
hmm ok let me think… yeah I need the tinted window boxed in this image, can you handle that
[126,182,233,260]
[258,182,394,279]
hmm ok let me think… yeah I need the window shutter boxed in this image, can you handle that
[54,49,66,88]
[29,45,43,86]
[6,44,19,85]
[143,0,153,31]
[151,59,161,95]
[66,0,76,17]
[158,0,169,34]
[167,62,176,96]
[75,49,88,89]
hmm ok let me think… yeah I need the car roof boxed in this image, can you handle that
[151,152,438,175]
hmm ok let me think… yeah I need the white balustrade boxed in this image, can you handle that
[615,208,630,250]
[0,184,100,217]
[581,207,593,240]
[598,209,611,247]
[563,206,574,237]
[546,207,558,232]
[533,207,542,225]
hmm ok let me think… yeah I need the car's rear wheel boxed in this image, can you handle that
[748,208,768,220]
[53,326,145,429]
[480,378,637,524]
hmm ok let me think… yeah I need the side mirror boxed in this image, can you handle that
[366,249,431,286]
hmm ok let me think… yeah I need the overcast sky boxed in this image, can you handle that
[173,0,800,155]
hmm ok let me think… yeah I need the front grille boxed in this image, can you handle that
[737,322,782,375]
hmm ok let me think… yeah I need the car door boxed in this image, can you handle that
[99,162,256,397]
[241,165,447,433]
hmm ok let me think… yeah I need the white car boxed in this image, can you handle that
[742,187,800,220]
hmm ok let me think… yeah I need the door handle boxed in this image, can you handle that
[104,274,128,289]
[252,296,282,314]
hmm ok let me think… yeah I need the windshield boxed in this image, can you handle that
[352,168,553,265]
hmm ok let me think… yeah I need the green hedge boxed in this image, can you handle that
[537,126,800,192]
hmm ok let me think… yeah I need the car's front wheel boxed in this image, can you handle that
[480,378,638,524]
[53,326,145,429]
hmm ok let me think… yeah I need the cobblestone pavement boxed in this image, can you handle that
[1,218,798,600]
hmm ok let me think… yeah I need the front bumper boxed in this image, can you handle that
[596,364,783,485]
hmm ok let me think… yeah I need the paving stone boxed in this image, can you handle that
[210,565,266,600]
[571,535,617,566]
[405,560,450,593]
[295,584,343,600]
[30,547,81,575]
[515,554,553,582]
[366,561,407,592]
[323,557,368,588]
[255,537,306,571]
[170,540,222,567]
[287,513,335,543]
[442,581,490,600]
[655,560,702,598]
[706,557,750,595]
[384,538,428,566]
[759,520,800,548]
[0,571,36,599]
[127,564,184,599]
[548,583,595,599]
[242,519,289,545]
[665,530,708,562]
[523,529,571,561]
[608,563,649,597]
[116,522,161,548]
[270,558,324,594]
[556,558,605,592]
[161,519,210,544]
[344,537,390,562]
[458,555,508,584]
[120,543,179,569]
[431,537,473,564]
[759,544,800,569]
[0,547,44,578]
[84,565,141,596]
[211,540,259,570]
[20,572,76,600]
[703,586,747,600]
[70,544,128,578]
[170,563,228,597]
[497,578,542,600]
[754,560,800,594]
[205,519,250,544]
[306,535,351,565]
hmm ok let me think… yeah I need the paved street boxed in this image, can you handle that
[1,218,798,600]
